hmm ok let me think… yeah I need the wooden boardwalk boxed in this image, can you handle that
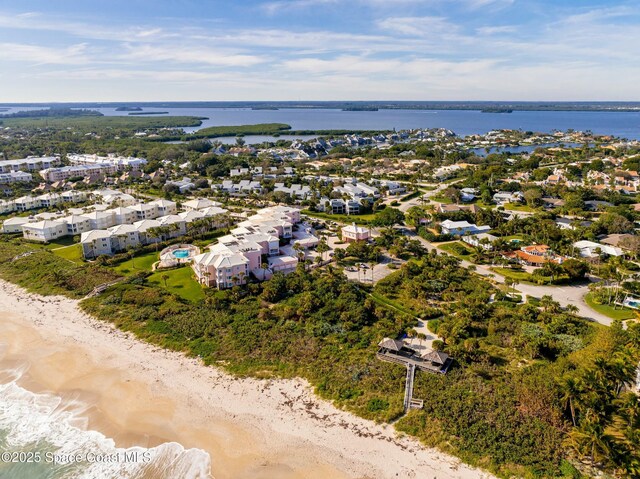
[377,348,452,413]
[403,363,416,411]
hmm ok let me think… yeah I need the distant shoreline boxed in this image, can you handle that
[2,101,640,113]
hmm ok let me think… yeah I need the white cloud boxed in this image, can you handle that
[377,16,458,36]
[119,44,267,67]
[476,25,516,35]
[0,42,89,65]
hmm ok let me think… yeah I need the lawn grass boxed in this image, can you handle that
[39,236,78,250]
[113,251,158,275]
[584,293,637,321]
[147,266,205,303]
[430,195,454,204]
[52,244,83,263]
[490,267,555,285]
[399,190,422,202]
[503,203,536,212]
[438,241,474,261]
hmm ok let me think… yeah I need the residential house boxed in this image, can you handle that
[493,191,523,206]
[573,240,623,258]
[342,223,371,242]
[462,233,498,250]
[511,244,564,266]
[440,220,491,236]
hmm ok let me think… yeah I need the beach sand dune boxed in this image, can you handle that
[0,279,494,479]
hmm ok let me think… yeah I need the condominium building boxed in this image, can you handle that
[67,154,147,171]
[0,155,60,174]
[0,171,33,184]
[22,220,67,242]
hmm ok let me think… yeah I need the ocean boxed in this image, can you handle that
[0,365,211,479]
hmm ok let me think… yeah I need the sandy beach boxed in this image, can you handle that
[0,279,494,479]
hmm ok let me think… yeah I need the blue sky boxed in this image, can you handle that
[0,0,638,101]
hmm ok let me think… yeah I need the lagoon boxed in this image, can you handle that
[3,105,640,139]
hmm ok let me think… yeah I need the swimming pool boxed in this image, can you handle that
[173,249,190,259]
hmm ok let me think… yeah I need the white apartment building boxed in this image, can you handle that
[62,214,93,236]
[2,217,32,234]
[67,154,147,171]
[183,198,220,211]
[0,156,60,174]
[149,199,177,216]
[40,164,118,182]
[15,196,40,211]
[22,220,67,242]
[130,203,160,220]
[83,210,117,230]
[0,171,32,184]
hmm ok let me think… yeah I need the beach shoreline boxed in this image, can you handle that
[0,279,494,479]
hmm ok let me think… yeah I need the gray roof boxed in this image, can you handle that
[421,350,450,364]
[378,337,405,352]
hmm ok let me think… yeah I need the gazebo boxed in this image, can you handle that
[421,350,452,373]
[421,350,450,365]
[378,337,416,355]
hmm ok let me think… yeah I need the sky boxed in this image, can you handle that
[0,0,638,102]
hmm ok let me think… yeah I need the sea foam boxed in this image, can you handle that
[0,366,212,479]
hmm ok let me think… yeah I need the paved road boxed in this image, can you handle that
[397,181,458,213]
[400,228,612,326]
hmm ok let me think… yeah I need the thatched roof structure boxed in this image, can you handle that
[421,350,450,365]
[378,337,406,352]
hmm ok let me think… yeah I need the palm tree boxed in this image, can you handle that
[260,262,269,280]
[505,277,514,295]
[317,238,330,261]
[416,332,427,349]
[126,246,136,269]
[558,374,583,426]
[161,273,170,287]
[565,411,613,466]
[406,328,418,346]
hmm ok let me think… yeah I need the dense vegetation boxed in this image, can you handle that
[0,107,102,118]
[187,123,292,139]
[0,240,121,298]
[0,236,632,478]
[0,115,203,130]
